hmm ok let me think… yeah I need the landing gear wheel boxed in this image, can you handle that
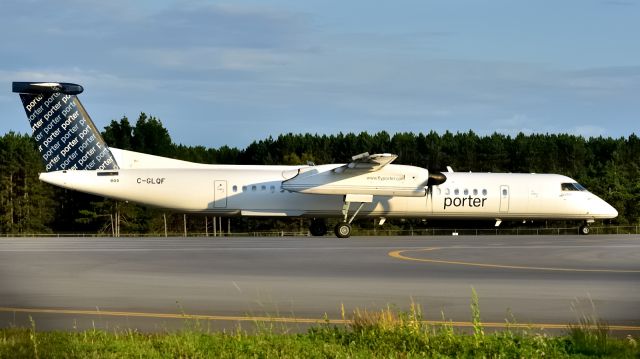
[309,219,327,237]
[334,222,352,238]
[579,224,591,235]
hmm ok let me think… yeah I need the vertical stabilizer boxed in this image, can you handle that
[12,82,118,171]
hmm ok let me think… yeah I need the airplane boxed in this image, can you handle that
[12,81,618,237]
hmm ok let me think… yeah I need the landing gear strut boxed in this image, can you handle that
[335,194,373,238]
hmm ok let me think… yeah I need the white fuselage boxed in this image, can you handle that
[38,148,618,222]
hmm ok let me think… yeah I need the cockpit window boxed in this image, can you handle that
[561,182,587,191]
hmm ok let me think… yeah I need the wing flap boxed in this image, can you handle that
[334,152,398,173]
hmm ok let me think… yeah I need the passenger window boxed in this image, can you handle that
[473,189,478,196]
[261,185,266,191]
[270,185,275,193]
[242,186,247,192]
[251,185,257,191]
[482,189,487,196]
[454,189,459,195]
[463,189,469,195]
[445,188,450,195]
[232,185,238,193]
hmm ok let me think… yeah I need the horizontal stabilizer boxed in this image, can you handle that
[13,82,84,95]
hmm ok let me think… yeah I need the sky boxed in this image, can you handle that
[1,0,639,148]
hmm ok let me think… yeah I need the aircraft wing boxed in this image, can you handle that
[282,152,430,197]
[334,152,398,173]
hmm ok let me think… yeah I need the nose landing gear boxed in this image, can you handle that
[579,222,591,235]
[579,219,596,235]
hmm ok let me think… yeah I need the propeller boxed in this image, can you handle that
[425,171,447,207]
[427,171,446,187]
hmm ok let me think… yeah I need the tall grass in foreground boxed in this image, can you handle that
[1,298,638,358]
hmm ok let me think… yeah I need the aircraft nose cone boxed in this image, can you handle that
[596,197,618,219]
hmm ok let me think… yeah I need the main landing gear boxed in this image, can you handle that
[308,194,373,238]
[335,222,352,238]
[308,218,351,238]
[308,219,352,238]
[335,194,372,238]
[309,218,327,237]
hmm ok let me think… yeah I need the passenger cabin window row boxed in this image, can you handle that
[444,188,488,196]
[232,184,500,196]
[234,184,281,193]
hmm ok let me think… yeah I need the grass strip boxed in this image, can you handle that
[1,301,639,358]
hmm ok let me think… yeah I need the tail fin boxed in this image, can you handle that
[12,82,118,171]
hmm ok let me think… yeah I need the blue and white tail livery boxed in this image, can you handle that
[13,81,617,237]
[13,82,118,172]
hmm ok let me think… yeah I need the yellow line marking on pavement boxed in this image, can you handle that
[1,307,639,332]
[389,247,640,273]
[0,307,342,324]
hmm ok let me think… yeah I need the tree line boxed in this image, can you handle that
[1,112,639,235]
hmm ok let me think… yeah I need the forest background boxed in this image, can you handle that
[1,113,639,235]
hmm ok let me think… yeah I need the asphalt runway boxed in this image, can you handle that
[0,235,639,333]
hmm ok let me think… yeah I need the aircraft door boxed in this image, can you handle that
[214,180,227,208]
[499,185,509,212]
